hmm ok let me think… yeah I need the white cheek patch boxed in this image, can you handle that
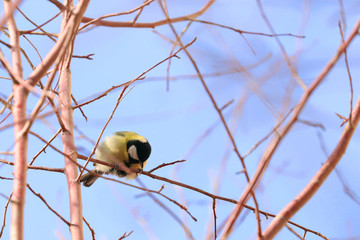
[128,145,139,160]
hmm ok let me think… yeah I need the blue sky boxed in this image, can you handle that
[1,0,360,239]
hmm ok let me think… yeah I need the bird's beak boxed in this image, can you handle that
[139,161,144,169]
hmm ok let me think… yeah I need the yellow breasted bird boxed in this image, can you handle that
[80,131,151,187]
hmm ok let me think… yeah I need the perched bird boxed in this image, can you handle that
[80,131,151,187]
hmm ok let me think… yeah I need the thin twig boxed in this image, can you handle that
[76,84,133,182]
[262,93,360,238]
[285,224,303,239]
[82,217,95,240]
[148,160,185,173]
[221,17,360,239]
[73,38,195,110]
[0,158,64,173]
[30,129,62,165]
[212,199,217,240]
[339,21,353,125]
[77,0,156,32]
[157,0,265,236]
[73,154,328,238]
[190,18,305,38]
[0,193,12,238]
[71,94,87,121]
[136,179,195,239]
[118,231,133,240]
[256,0,307,90]
[27,184,72,226]
[20,9,62,34]
[78,0,215,29]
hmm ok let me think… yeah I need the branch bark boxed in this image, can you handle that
[58,1,90,239]
[3,1,27,239]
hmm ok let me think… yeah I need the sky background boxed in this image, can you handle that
[1,0,360,239]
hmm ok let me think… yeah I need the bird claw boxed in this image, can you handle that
[114,164,119,171]
[109,164,120,175]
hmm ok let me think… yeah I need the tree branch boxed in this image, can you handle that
[221,16,360,239]
[262,92,360,239]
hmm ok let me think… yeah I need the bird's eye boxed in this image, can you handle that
[128,145,139,161]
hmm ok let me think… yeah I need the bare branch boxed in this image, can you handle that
[221,17,360,239]
[0,193,12,238]
[27,184,71,226]
[262,92,360,239]
[256,0,307,90]
[79,0,215,29]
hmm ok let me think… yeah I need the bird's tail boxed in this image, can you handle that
[80,170,103,187]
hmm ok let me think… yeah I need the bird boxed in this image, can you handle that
[80,131,151,187]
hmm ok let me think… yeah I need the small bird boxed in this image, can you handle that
[80,131,151,187]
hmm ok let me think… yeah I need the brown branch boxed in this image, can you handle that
[256,0,306,90]
[72,81,134,109]
[84,155,198,226]
[71,94,87,121]
[72,53,94,60]
[82,217,95,240]
[339,22,354,125]
[26,0,89,87]
[148,159,185,173]
[142,170,327,238]
[0,192,12,238]
[73,38,195,110]
[156,0,264,236]
[27,184,71,226]
[20,9,62,34]
[0,158,64,173]
[16,7,58,43]
[285,224,303,239]
[0,94,13,113]
[146,53,272,82]
[338,0,346,31]
[0,112,12,126]
[335,112,349,127]
[262,93,360,239]
[0,108,61,133]
[17,59,62,137]
[77,154,326,238]
[243,107,294,158]
[28,130,67,158]
[118,231,133,240]
[76,84,132,182]
[20,34,68,132]
[1,30,35,71]
[30,129,62,165]
[212,199,217,240]
[78,0,156,32]
[162,18,194,90]
[131,0,149,24]
[78,0,215,29]
[190,18,305,38]
[297,119,326,131]
[221,17,360,239]
[136,180,195,239]
[153,187,197,222]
